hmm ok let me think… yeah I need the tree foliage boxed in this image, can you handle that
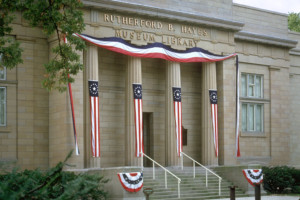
[0,151,109,200]
[0,0,86,92]
[288,12,300,32]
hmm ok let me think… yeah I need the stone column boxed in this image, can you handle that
[166,61,181,166]
[201,62,218,166]
[85,44,100,168]
[125,56,142,166]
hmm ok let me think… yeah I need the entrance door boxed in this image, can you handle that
[143,112,153,167]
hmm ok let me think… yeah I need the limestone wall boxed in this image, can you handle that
[181,62,202,164]
[97,49,203,167]
[233,3,288,38]
[0,12,49,170]
[235,39,291,166]
[98,48,127,167]
[289,31,300,168]
[99,0,233,20]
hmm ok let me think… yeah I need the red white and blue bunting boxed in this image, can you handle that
[242,169,263,186]
[118,172,143,192]
[64,36,80,155]
[74,33,236,63]
[133,84,144,157]
[173,87,182,157]
[236,56,240,157]
[74,33,240,158]
[209,90,218,157]
[89,80,100,157]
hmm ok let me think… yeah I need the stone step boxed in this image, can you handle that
[150,193,249,200]
[143,166,247,200]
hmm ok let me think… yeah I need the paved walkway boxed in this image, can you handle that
[213,196,300,200]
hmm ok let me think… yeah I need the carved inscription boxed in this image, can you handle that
[102,13,209,48]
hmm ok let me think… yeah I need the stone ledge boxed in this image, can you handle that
[290,48,300,56]
[82,0,244,31]
[235,31,298,48]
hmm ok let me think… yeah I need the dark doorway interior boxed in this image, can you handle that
[143,112,153,167]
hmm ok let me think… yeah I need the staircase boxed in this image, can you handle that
[143,166,248,200]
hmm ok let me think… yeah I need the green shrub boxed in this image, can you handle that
[0,151,108,200]
[290,168,300,185]
[263,166,298,194]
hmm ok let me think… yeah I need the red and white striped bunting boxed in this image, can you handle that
[133,84,143,157]
[173,87,182,157]
[64,35,80,155]
[236,56,240,157]
[209,90,218,157]
[74,33,236,63]
[89,80,100,157]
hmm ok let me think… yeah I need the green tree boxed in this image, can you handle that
[0,0,86,92]
[288,12,300,32]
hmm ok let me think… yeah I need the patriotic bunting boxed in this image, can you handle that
[173,87,182,157]
[133,84,143,157]
[74,33,236,63]
[89,80,100,157]
[74,33,240,159]
[236,56,241,157]
[117,172,143,192]
[209,90,218,157]
[64,35,80,155]
[242,169,263,186]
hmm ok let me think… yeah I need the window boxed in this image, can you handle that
[241,73,264,133]
[241,73,263,98]
[0,87,6,126]
[0,67,6,80]
[242,103,263,132]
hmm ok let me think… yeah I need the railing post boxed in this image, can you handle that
[206,170,208,187]
[181,153,183,170]
[165,171,167,189]
[178,180,180,198]
[193,161,195,178]
[153,162,155,180]
[141,152,143,169]
[219,178,221,196]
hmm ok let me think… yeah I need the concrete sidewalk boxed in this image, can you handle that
[213,195,300,200]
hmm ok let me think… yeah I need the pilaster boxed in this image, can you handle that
[166,61,181,166]
[201,62,218,165]
[125,56,142,166]
[85,44,100,168]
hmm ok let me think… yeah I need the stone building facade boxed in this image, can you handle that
[1,0,300,172]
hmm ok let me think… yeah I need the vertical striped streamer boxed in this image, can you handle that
[133,84,143,157]
[209,90,218,157]
[173,87,182,157]
[89,80,100,157]
[236,56,241,157]
[64,35,80,155]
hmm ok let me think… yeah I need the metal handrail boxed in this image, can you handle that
[180,152,222,196]
[141,152,181,198]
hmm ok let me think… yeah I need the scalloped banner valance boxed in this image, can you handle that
[242,169,263,186]
[117,172,143,192]
[75,33,241,158]
[74,33,236,63]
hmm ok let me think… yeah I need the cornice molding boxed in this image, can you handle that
[82,0,244,31]
[235,31,298,48]
[290,48,300,56]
